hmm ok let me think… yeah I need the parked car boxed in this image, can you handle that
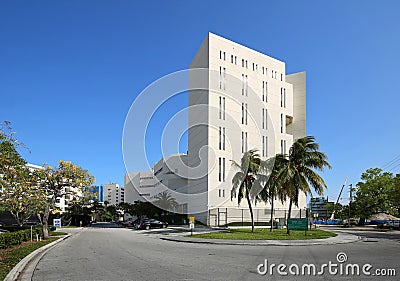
[0,221,5,227]
[148,219,168,229]
[0,229,10,234]
[133,218,168,230]
[135,219,151,230]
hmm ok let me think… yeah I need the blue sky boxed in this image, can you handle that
[1,1,399,203]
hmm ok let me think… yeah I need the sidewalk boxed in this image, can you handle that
[319,225,400,233]
[160,230,362,246]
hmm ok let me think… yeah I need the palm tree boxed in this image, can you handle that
[276,136,331,234]
[152,191,178,212]
[231,149,261,233]
[258,154,288,232]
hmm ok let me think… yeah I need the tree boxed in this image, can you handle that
[389,174,400,217]
[258,154,287,232]
[100,205,120,221]
[0,166,47,225]
[127,201,161,219]
[231,149,261,233]
[275,136,331,234]
[324,202,335,220]
[353,168,396,224]
[0,121,26,190]
[0,121,45,225]
[35,160,94,239]
[152,191,178,212]
[117,202,133,215]
[0,121,26,170]
[90,200,104,221]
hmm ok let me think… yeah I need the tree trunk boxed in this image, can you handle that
[245,181,255,233]
[358,217,366,226]
[42,196,55,240]
[287,198,292,235]
[42,203,50,239]
[270,196,274,232]
[14,212,22,226]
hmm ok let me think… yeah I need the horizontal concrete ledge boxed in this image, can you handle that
[5,235,71,281]
[159,233,362,246]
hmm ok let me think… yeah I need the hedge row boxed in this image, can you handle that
[0,227,43,249]
[2,225,42,232]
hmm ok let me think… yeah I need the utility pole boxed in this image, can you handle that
[348,184,353,227]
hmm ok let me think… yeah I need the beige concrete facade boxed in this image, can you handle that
[188,33,307,225]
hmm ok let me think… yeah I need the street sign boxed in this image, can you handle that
[287,218,308,231]
[189,216,195,223]
[189,223,195,229]
[53,218,61,227]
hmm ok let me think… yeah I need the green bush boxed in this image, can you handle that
[0,228,42,249]
[2,225,42,232]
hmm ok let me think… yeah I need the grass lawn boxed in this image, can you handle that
[0,238,57,280]
[190,228,336,240]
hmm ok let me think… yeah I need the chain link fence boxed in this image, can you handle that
[208,207,307,227]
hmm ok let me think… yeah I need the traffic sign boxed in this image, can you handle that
[53,218,61,227]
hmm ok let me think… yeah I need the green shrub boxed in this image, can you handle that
[0,228,43,249]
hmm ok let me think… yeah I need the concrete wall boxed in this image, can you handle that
[286,72,306,140]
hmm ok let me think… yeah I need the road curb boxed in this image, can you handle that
[4,234,71,281]
[159,232,362,246]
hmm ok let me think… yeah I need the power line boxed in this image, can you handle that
[389,162,400,173]
[381,154,400,170]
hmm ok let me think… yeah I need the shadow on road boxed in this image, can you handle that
[89,222,122,228]
[130,228,185,235]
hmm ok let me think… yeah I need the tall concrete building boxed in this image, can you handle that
[104,183,124,206]
[188,33,307,225]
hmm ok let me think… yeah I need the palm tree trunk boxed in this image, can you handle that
[270,197,274,232]
[287,198,292,235]
[245,180,255,233]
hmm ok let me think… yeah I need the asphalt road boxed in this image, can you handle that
[32,223,400,281]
